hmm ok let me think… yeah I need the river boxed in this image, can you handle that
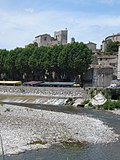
[0,101,119,160]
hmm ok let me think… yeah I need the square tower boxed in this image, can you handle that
[54,28,68,45]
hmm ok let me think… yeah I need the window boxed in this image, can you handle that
[44,37,47,41]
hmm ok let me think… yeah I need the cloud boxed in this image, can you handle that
[25,8,34,13]
[0,8,120,50]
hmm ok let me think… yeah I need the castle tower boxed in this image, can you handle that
[54,28,68,44]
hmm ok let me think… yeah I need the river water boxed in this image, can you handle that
[0,102,120,160]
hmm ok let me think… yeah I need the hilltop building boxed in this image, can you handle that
[86,42,97,53]
[33,30,120,87]
[102,33,120,52]
[34,29,68,47]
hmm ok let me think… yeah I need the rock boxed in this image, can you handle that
[73,98,85,107]
[90,93,107,106]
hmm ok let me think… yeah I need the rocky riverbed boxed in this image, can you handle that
[0,104,119,156]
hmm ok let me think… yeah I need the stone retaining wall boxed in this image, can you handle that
[0,86,87,98]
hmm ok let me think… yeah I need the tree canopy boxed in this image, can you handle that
[0,42,92,82]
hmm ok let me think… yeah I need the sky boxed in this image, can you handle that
[0,0,120,50]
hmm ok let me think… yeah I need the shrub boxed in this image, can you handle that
[99,100,120,110]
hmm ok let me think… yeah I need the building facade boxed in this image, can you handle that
[86,42,97,53]
[83,54,118,87]
[83,65,114,88]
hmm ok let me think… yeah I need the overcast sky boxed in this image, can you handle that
[0,0,120,50]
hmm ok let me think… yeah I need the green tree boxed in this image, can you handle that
[0,49,9,73]
[15,47,32,80]
[105,40,119,53]
[4,49,19,80]
[58,42,92,82]
[0,41,92,82]
[28,46,47,80]
[49,45,63,81]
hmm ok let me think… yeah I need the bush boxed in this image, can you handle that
[99,100,120,110]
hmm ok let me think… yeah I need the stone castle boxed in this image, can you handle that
[34,29,68,47]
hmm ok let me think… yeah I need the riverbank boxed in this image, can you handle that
[0,104,119,156]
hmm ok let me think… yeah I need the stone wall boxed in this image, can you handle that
[0,86,87,98]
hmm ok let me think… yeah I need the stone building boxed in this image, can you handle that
[91,65,113,87]
[34,29,68,47]
[54,29,68,44]
[34,34,51,47]
[83,54,117,87]
[83,64,114,88]
[102,33,120,52]
[86,42,97,53]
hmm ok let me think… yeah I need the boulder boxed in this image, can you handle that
[90,93,107,106]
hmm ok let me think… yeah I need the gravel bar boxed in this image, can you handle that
[0,104,119,155]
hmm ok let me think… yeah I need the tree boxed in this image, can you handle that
[0,42,92,82]
[4,49,18,80]
[49,45,63,81]
[15,47,32,80]
[58,42,92,82]
[0,49,9,73]
[28,46,48,80]
[105,40,119,53]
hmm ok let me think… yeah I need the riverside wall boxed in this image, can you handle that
[0,86,87,98]
[0,86,118,101]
